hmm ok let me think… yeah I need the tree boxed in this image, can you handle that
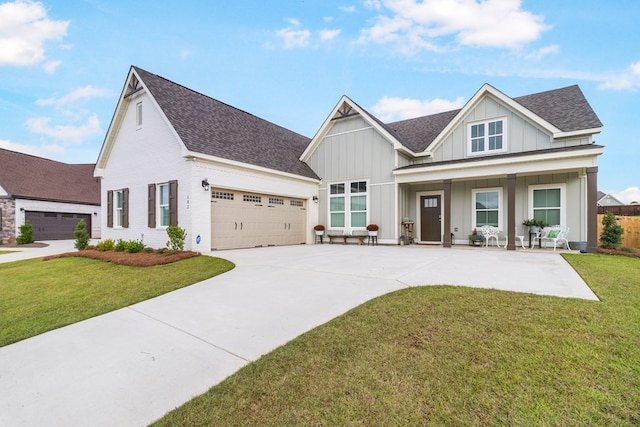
[600,211,624,249]
[74,219,90,250]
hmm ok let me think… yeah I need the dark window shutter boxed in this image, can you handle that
[169,180,178,226]
[107,190,113,228]
[0,208,3,231]
[122,188,129,228]
[148,184,156,228]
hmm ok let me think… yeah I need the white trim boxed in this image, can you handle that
[326,125,373,138]
[114,189,124,228]
[471,187,504,230]
[157,182,169,228]
[135,101,143,129]
[415,190,444,244]
[528,183,566,227]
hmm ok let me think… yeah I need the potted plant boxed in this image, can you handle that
[522,219,546,233]
[469,228,484,246]
[313,224,325,235]
[366,224,379,236]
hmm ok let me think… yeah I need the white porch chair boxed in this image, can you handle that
[479,225,504,248]
[533,225,571,251]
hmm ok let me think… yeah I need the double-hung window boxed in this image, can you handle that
[329,180,368,229]
[469,119,506,155]
[472,188,502,229]
[148,180,178,228]
[136,101,143,128]
[158,183,170,227]
[115,190,124,227]
[530,185,564,227]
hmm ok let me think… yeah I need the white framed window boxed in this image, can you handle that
[468,118,506,155]
[115,190,124,227]
[472,187,503,229]
[136,101,143,128]
[158,183,169,227]
[329,180,368,229]
[529,184,565,227]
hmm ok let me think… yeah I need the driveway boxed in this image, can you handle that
[0,244,597,426]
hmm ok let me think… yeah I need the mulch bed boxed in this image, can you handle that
[43,249,201,267]
[598,247,640,258]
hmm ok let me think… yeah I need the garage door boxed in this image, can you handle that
[25,211,91,241]
[211,188,306,250]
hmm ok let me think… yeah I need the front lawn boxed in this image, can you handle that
[0,256,234,347]
[153,253,640,426]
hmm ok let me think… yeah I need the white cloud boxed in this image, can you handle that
[0,138,67,158]
[36,85,111,107]
[363,0,382,9]
[371,95,465,122]
[339,5,357,13]
[276,19,311,49]
[26,113,102,144]
[359,0,550,53]
[612,187,640,205]
[599,61,640,91]
[320,29,341,41]
[43,59,61,73]
[0,0,69,68]
[525,44,559,61]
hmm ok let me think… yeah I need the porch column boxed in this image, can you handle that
[507,173,516,251]
[587,166,598,253]
[443,179,452,248]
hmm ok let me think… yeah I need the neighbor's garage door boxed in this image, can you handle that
[25,211,91,241]
[211,188,306,250]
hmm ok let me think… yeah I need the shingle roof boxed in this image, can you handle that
[133,67,319,180]
[385,85,602,153]
[0,148,100,205]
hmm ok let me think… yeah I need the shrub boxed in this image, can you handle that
[166,226,187,252]
[124,240,145,253]
[114,239,126,252]
[313,224,325,231]
[96,239,115,251]
[74,220,90,250]
[16,222,34,245]
[600,211,624,249]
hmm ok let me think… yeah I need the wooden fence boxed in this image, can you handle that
[597,214,640,248]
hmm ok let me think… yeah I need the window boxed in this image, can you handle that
[269,197,284,205]
[158,183,169,227]
[243,194,261,203]
[115,190,124,227]
[531,186,564,226]
[148,180,178,228]
[290,200,303,207]
[136,102,143,128]
[329,181,368,229]
[107,188,128,228]
[468,119,506,155]
[212,191,234,200]
[472,188,502,229]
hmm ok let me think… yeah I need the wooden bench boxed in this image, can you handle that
[326,231,368,245]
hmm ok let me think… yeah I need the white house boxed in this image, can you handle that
[96,66,603,253]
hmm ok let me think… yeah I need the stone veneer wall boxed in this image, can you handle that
[0,198,16,244]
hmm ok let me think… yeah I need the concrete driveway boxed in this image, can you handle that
[0,243,598,426]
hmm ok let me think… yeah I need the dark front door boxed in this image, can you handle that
[420,195,441,242]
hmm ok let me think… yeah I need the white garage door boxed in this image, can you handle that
[211,188,307,250]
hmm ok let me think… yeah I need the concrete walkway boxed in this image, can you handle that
[0,243,598,426]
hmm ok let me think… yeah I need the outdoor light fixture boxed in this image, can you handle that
[201,179,210,191]
[312,195,318,203]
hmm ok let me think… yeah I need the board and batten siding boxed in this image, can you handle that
[307,115,397,242]
[429,95,592,164]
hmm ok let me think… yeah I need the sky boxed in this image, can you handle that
[1,0,639,203]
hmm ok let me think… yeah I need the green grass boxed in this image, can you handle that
[0,256,234,347]
[153,254,640,426]
[0,250,16,255]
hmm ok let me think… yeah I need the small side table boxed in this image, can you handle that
[529,232,541,249]
[367,235,378,246]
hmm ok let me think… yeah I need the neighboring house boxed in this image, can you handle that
[597,191,624,206]
[0,148,101,243]
[96,66,603,253]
